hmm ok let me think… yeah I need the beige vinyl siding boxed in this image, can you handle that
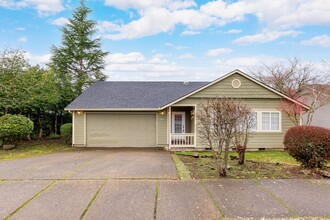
[176,97,295,149]
[157,108,168,146]
[191,73,280,99]
[73,111,85,146]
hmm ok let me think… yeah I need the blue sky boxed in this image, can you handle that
[1,0,330,81]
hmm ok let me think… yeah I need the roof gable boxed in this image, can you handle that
[190,73,280,99]
[162,69,309,110]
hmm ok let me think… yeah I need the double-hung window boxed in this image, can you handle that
[252,111,281,132]
[262,112,280,131]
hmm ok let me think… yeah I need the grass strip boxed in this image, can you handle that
[153,181,159,220]
[252,179,300,218]
[171,154,192,180]
[80,179,107,219]
[4,180,57,220]
[200,180,224,219]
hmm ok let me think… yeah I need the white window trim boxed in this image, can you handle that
[252,110,282,133]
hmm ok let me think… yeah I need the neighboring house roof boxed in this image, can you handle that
[65,69,309,111]
[65,81,208,110]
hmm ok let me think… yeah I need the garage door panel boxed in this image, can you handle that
[86,113,156,147]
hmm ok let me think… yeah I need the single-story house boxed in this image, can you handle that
[65,69,309,150]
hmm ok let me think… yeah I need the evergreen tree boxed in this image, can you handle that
[50,0,108,96]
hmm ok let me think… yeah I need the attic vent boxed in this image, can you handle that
[183,81,189,86]
[231,79,241,88]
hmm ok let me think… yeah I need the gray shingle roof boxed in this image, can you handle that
[65,81,209,109]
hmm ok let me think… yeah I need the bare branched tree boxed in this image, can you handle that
[233,108,255,165]
[197,98,253,176]
[253,57,330,125]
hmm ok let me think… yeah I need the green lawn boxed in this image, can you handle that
[175,150,299,165]
[0,139,75,161]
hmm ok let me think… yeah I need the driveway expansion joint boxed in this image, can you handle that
[153,181,159,220]
[80,179,108,219]
[304,179,330,193]
[4,180,57,220]
[200,180,225,219]
[252,179,300,218]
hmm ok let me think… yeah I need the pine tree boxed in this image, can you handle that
[50,0,108,96]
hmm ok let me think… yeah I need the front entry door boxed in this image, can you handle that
[172,112,186,133]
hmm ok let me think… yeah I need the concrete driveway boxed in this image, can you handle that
[1,150,330,219]
[0,149,178,180]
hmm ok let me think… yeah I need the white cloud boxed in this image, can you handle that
[179,53,194,59]
[51,17,69,26]
[101,1,330,42]
[165,42,188,50]
[214,55,285,73]
[18,36,27,43]
[97,21,121,33]
[24,52,51,65]
[224,29,242,34]
[234,30,302,45]
[104,8,176,40]
[0,0,65,16]
[200,0,330,29]
[301,35,330,47]
[206,48,232,56]
[168,0,197,11]
[181,30,200,35]
[15,27,26,31]
[148,57,169,64]
[106,52,145,63]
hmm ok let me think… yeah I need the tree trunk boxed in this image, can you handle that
[54,111,58,134]
[27,113,31,140]
[219,167,226,177]
[237,145,246,165]
[224,140,230,170]
[38,115,43,139]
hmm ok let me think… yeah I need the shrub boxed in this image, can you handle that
[284,126,330,169]
[60,123,72,143]
[49,133,61,139]
[0,114,34,145]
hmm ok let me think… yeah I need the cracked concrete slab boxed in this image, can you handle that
[157,180,222,220]
[204,179,293,218]
[11,180,104,220]
[84,180,156,220]
[0,180,51,219]
[259,179,330,217]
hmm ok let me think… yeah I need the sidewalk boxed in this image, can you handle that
[1,179,329,219]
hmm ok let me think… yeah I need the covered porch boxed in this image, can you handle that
[168,105,196,149]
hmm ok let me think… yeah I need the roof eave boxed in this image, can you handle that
[64,108,161,111]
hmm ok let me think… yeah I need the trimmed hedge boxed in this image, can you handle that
[0,114,34,144]
[284,126,330,169]
[60,123,72,144]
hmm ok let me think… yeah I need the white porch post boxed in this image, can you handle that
[194,105,197,148]
[168,106,172,150]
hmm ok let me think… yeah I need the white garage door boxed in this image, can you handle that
[86,113,156,147]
